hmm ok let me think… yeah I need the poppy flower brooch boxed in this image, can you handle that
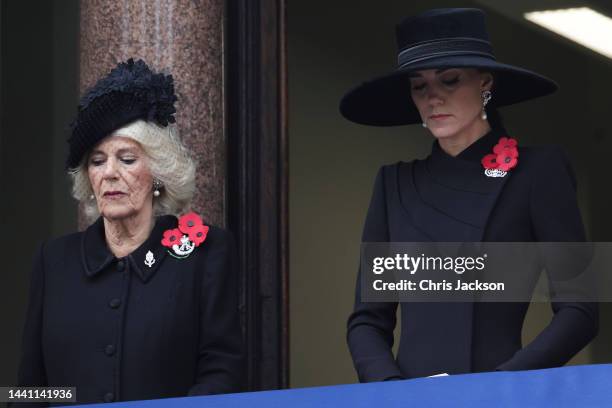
[481,137,519,178]
[161,212,209,259]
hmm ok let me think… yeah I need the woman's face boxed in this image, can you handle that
[87,136,154,221]
[409,68,493,139]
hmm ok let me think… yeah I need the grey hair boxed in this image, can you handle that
[68,120,197,225]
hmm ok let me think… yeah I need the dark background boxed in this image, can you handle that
[2,0,612,390]
[1,0,79,390]
[288,0,612,386]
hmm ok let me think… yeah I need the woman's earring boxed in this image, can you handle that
[153,179,163,197]
[481,90,492,120]
[89,194,95,200]
[422,121,427,128]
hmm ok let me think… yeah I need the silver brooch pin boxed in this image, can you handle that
[144,250,156,268]
[171,235,196,257]
[484,168,507,178]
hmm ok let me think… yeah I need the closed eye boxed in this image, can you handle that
[120,157,136,164]
[442,76,460,86]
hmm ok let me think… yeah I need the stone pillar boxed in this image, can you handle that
[79,0,225,227]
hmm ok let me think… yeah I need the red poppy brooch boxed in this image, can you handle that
[161,212,209,259]
[481,137,519,178]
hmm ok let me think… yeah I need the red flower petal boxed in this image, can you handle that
[493,137,518,155]
[499,137,517,147]
[188,224,209,247]
[496,153,518,172]
[481,154,499,169]
[179,212,203,234]
[494,144,514,155]
[494,146,518,158]
[162,228,183,248]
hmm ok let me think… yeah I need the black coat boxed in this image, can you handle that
[347,126,599,381]
[15,215,244,405]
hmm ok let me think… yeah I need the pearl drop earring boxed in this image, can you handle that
[481,90,492,120]
[422,122,427,128]
[153,179,163,197]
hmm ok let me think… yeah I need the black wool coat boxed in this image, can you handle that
[15,215,244,405]
[347,126,599,381]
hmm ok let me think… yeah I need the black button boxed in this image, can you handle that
[105,344,116,356]
[117,260,125,271]
[109,298,121,309]
[103,392,114,402]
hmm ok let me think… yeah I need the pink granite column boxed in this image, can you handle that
[79,0,225,227]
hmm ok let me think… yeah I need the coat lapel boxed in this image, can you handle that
[81,215,175,283]
[393,127,514,374]
[402,126,513,243]
[128,215,174,283]
[81,217,116,278]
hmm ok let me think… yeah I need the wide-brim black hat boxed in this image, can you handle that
[340,8,558,126]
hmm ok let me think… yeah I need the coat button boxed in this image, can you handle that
[103,392,114,402]
[117,260,125,272]
[109,298,121,309]
[105,344,116,356]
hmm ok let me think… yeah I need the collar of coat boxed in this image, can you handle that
[426,125,510,192]
[81,214,177,282]
[431,125,509,163]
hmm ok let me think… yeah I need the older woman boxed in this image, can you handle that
[341,9,598,381]
[15,59,243,404]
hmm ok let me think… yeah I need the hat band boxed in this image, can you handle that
[397,37,495,68]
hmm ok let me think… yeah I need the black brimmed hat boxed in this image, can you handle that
[340,8,558,126]
[66,58,177,169]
